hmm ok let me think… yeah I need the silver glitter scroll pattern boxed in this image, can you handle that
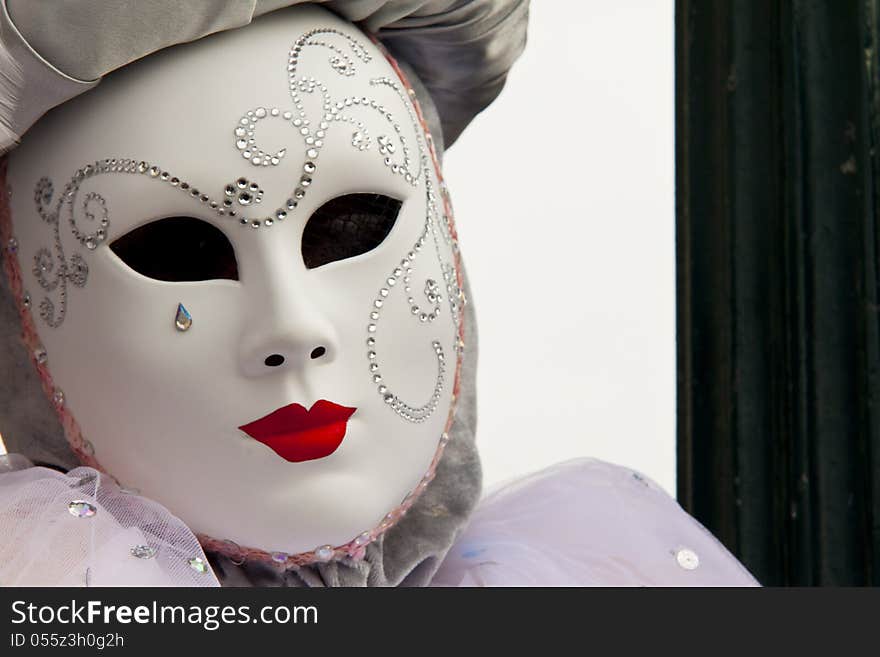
[364,148,462,423]
[28,154,287,329]
[225,27,414,227]
[426,186,465,332]
[27,26,423,258]
[29,160,117,327]
[350,68,467,423]
[365,76,463,327]
[365,219,447,423]
[225,28,373,224]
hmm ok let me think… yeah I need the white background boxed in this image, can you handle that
[443,0,676,492]
[1,1,676,494]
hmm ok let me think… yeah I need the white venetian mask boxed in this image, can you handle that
[2,5,465,562]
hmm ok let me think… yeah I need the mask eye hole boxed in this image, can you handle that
[302,193,402,269]
[109,217,239,282]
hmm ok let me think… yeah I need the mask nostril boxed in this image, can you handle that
[264,354,285,367]
[310,346,326,360]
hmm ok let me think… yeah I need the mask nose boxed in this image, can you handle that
[237,228,339,377]
[240,300,337,376]
[237,260,338,377]
[241,318,337,377]
[262,346,328,369]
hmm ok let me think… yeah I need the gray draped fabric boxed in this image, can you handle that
[3,0,528,146]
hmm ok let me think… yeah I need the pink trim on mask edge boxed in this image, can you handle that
[0,40,466,571]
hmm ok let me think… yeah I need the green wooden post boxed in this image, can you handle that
[676,0,880,585]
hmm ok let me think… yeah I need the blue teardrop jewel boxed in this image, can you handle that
[175,303,192,331]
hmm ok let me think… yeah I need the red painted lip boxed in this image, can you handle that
[238,400,357,463]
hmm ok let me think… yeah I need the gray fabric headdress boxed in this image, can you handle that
[0,0,528,151]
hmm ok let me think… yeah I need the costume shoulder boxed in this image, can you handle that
[0,455,218,587]
[432,458,760,586]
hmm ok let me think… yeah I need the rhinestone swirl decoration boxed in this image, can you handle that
[26,28,439,330]
[361,77,463,423]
